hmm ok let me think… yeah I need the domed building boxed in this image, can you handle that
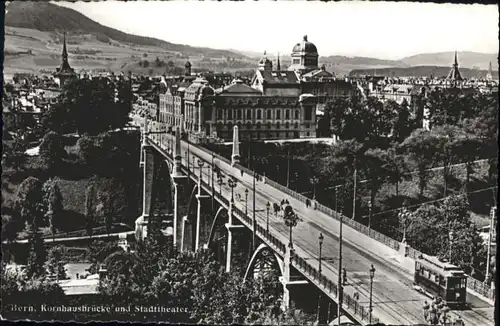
[289,35,319,75]
[157,35,358,143]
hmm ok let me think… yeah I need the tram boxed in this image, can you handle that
[414,255,467,308]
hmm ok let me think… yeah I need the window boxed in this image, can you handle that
[247,122,252,130]
[227,122,233,130]
[276,122,280,129]
[228,110,233,120]
[305,123,310,129]
[267,110,272,119]
[257,109,262,120]
[285,122,289,129]
[267,122,271,130]
[285,109,290,119]
[295,110,299,119]
[294,122,298,129]
[237,109,242,120]
[293,59,300,64]
[256,122,261,129]
[247,109,252,120]
[276,110,281,120]
[217,109,223,120]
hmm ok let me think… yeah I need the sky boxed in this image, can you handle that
[56,1,498,60]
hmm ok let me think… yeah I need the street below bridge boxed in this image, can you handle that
[149,133,494,326]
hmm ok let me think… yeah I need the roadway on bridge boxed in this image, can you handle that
[150,134,493,326]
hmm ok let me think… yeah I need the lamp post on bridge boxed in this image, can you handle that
[266,201,270,233]
[369,264,376,325]
[228,177,237,204]
[283,205,299,249]
[316,232,324,324]
[245,188,249,216]
[217,173,225,196]
[198,159,204,184]
[368,200,372,230]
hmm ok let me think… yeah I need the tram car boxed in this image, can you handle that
[414,254,467,308]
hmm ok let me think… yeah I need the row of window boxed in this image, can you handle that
[218,108,301,120]
[215,122,311,130]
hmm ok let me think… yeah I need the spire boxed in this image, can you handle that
[446,50,463,82]
[56,31,73,74]
[277,52,281,71]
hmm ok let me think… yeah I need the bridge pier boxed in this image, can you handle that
[171,126,186,249]
[135,142,155,241]
[225,202,245,272]
[195,191,210,251]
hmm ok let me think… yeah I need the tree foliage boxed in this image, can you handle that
[41,77,132,135]
[406,194,487,278]
[39,131,66,173]
[42,179,64,236]
[15,176,46,228]
[45,245,68,280]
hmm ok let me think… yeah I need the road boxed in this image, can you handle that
[6,231,135,245]
[148,132,494,325]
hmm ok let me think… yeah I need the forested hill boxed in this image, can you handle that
[4,1,246,59]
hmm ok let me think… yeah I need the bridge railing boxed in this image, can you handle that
[290,251,379,324]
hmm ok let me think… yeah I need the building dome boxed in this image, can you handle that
[292,35,318,54]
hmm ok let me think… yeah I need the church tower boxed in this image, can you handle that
[258,51,273,71]
[486,61,493,81]
[54,32,77,87]
[185,60,192,76]
[446,51,463,84]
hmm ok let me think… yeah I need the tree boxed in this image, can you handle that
[385,147,410,198]
[452,133,481,190]
[16,177,46,229]
[42,179,64,238]
[390,99,414,142]
[26,228,47,278]
[45,246,68,280]
[39,131,67,173]
[363,148,390,210]
[406,194,486,278]
[430,125,463,197]
[85,182,96,238]
[324,139,364,218]
[400,129,438,197]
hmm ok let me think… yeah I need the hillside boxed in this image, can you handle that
[4,1,246,59]
[349,65,498,79]
[399,51,498,71]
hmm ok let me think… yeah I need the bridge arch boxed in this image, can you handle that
[207,206,228,247]
[243,243,284,282]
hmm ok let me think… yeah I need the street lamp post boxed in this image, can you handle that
[252,171,256,252]
[217,174,224,196]
[266,201,270,233]
[369,264,376,324]
[283,206,299,249]
[198,159,204,184]
[317,233,324,324]
[245,188,249,216]
[228,177,237,203]
[398,207,410,243]
[368,200,372,230]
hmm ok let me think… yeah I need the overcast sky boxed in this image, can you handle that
[56,1,498,60]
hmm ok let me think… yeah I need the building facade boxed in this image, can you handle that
[156,36,356,142]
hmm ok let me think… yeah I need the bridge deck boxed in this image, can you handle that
[148,133,494,326]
